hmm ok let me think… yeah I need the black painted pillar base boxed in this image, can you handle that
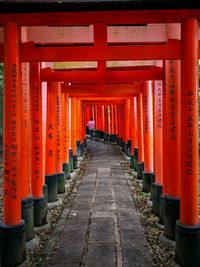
[103,132,107,141]
[99,130,103,139]
[57,172,66,194]
[73,155,78,169]
[127,139,132,156]
[22,196,34,242]
[130,155,134,169]
[43,184,48,204]
[150,173,155,198]
[69,149,73,172]
[159,194,165,225]
[142,171,154,193]
[63,163,71,179]
[116,137,119,145]
[152,183,163,216]
[76,140,81,157]
[125,143,128,155]
[80,143,84,157]
[83,138,87,148]
[137,161,144,180]
[175,221,200,267]
[0,220,26,267]
[121,141,125,152]
[110,134,117,142]
[45,174,58,202]
[34,195,47,227]
[110,134,114,142]
[133,147,138,171]
[95,130,100,139]
[116,136,119,145]
[118,138,122,148]
[164,195,180,240]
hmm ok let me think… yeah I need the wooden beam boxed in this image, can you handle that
[18,39,180,61]
[82,97,127,101]
[61,83,141,97]
[41,66,163,82]
[0,10,200,26]
[3,39,200,61]
[83,100,123,104]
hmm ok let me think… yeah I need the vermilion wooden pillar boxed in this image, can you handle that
[68,97,73,171]
[85,105,90,135]
[133,97,139,170]
[110,104,114,141]
[118,104,122,141]
[94,105,98,131]
[3,22,21,225]
[122,100,126,143]
[136,92,144,179]
[98,106,102,131]
[130,97,135,169]
[71,98,78,169]
[108,105,111,135]
[30,62,47,226]
[102,105,105,132]
[21,62,35,242]
[165,60,181,240]
[55,82,62,174]
[142,81,154,193]
[76,99,82,157]
[81,101,85,145]
[159,73,168,225]
[42,78,47,190]
[45,82,58,202]
[21,63,30,200]
[95,105,100,139]
[110,105,114,134]
[114,105,118,135]
[55,82,65,194]
[104,105,108,133]
[98,105,103,138]
[175,18,200,267]
[126,98,131,156]
[121,100,126,151]
[152,80,163,216]
[92,105,95,123]
[62,93,70,179]
[104,105,109,140]
[0,21,26,267]
[129,98,134,144]
[81,100,86,148]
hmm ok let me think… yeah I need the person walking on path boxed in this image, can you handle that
[87,117,95,142]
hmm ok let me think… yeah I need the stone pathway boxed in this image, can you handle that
[47,140,152,267]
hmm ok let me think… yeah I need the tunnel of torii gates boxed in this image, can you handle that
[1,7,200,267]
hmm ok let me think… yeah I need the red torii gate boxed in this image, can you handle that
[0,6,199,267]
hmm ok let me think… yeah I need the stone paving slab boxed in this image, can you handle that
[85,243,116,267]
[47,140,152,267]
[89,217,114,243]
[50,229,86,265]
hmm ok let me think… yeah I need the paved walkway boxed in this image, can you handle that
[47,140,152,267]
